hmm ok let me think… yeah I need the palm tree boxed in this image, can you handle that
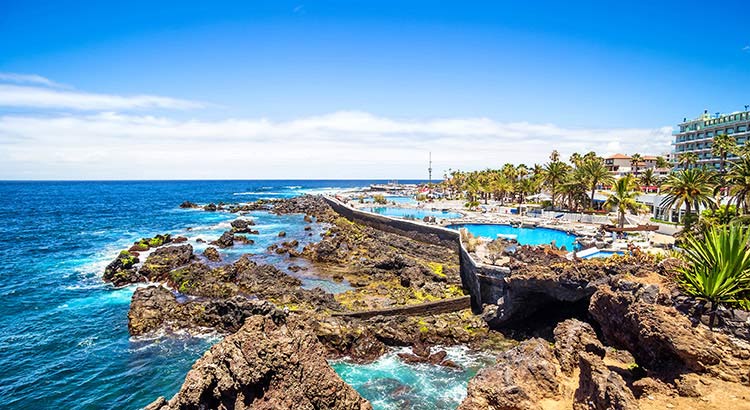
[639,168,659,191]
[678,152,699,169]
[711,133,737,174]
[541,161,570,209]
[549,150,560,162]
[569,152,582,167]
[578,158,614,209]
[656,156,670,169]
[604,175,642,228]
[630,153,643,178]
[660,168,716,229]
[726,156,750,214]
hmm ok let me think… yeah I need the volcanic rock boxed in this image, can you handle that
[138,244,194,281]
[231,218,256,233]
[145,314,372,410]
[211,231,234,248]
[202,246,221,262]
[103,250,142,287]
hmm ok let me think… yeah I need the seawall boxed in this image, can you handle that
[322,196,508,314]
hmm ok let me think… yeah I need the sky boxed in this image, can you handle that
[0,0,749,180]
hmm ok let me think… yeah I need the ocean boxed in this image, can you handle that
[0,180,488,409]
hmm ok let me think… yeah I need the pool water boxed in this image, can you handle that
[365,207,463,220]
[448,223,578,251]
[582,250,625,259]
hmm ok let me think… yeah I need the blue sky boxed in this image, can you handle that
[0,0,748,179]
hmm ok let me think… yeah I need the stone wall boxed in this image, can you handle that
[459,238,509,313]
[322,196,459,250]
[323,195,507,315]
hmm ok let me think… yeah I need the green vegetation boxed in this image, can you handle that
[117,250,137,268]
[676,225,750,311]
[604,175,643,228]
[372,194,387,205]
[660,169,715,231]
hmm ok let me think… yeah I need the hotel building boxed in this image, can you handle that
[673,109,750,169]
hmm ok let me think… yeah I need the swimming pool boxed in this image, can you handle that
[582,250,625,259]
[364,207,463,220]
[447,223,578,250]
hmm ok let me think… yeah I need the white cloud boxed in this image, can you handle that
[0,111,673,179]
[0,84,203,111]
[744,45,750,52]
[0,72,65,88]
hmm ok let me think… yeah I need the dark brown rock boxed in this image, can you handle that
[202,246,221,262]
[103,250,142,287]
[145,315,372,410]
[138,244,194,281]
[553,319,605,375]
[128,285,280,336]
[460,338,560,410]
[573,353,639,410]
[211,231,234,248]
[231,218,256,233]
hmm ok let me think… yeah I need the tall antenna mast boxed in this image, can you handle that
[428,152,432,186]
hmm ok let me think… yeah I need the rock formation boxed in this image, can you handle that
[146,314,372,410]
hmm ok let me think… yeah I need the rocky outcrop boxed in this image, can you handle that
[589,278,750,384]
[574,353,638,410]
[460,338,561,410]
[231,218,256,233]
[202,246,221,262]
[103,250,142,287]
[128,285,281,336]
[272,195,333,222]
[145,314,371,410]
[553,319,605,375]
[139,244,195,281]
[179,201,199,209]
[460,319,638,410]
[211,231,234,248]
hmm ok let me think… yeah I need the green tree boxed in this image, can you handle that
[639,168,659,190]
[656,156,670,169]
[630,153,643,178]
[541,160,570,209]
[579,158,614,209]
[604,175,642,228]
[660,168,716,230]
[678,152,699,169]
[726,156,750,214]
[711,133,737,174]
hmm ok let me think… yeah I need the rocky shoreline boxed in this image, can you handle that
[102,195,750,409]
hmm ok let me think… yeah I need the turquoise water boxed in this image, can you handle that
[364,195,416,205]
[448,223,578,250]
[0,180,430,409]
[331,346,495,410]
[365,207,463,220]
[583,250,625,259]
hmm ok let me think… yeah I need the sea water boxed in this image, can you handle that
[331,346,495,410]
[0,180,489,409]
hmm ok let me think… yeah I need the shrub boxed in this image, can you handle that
[677,225,750,310]
[372,194,387,205]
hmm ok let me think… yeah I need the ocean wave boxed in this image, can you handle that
[284,185,302,189]
[233,191,284,196]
